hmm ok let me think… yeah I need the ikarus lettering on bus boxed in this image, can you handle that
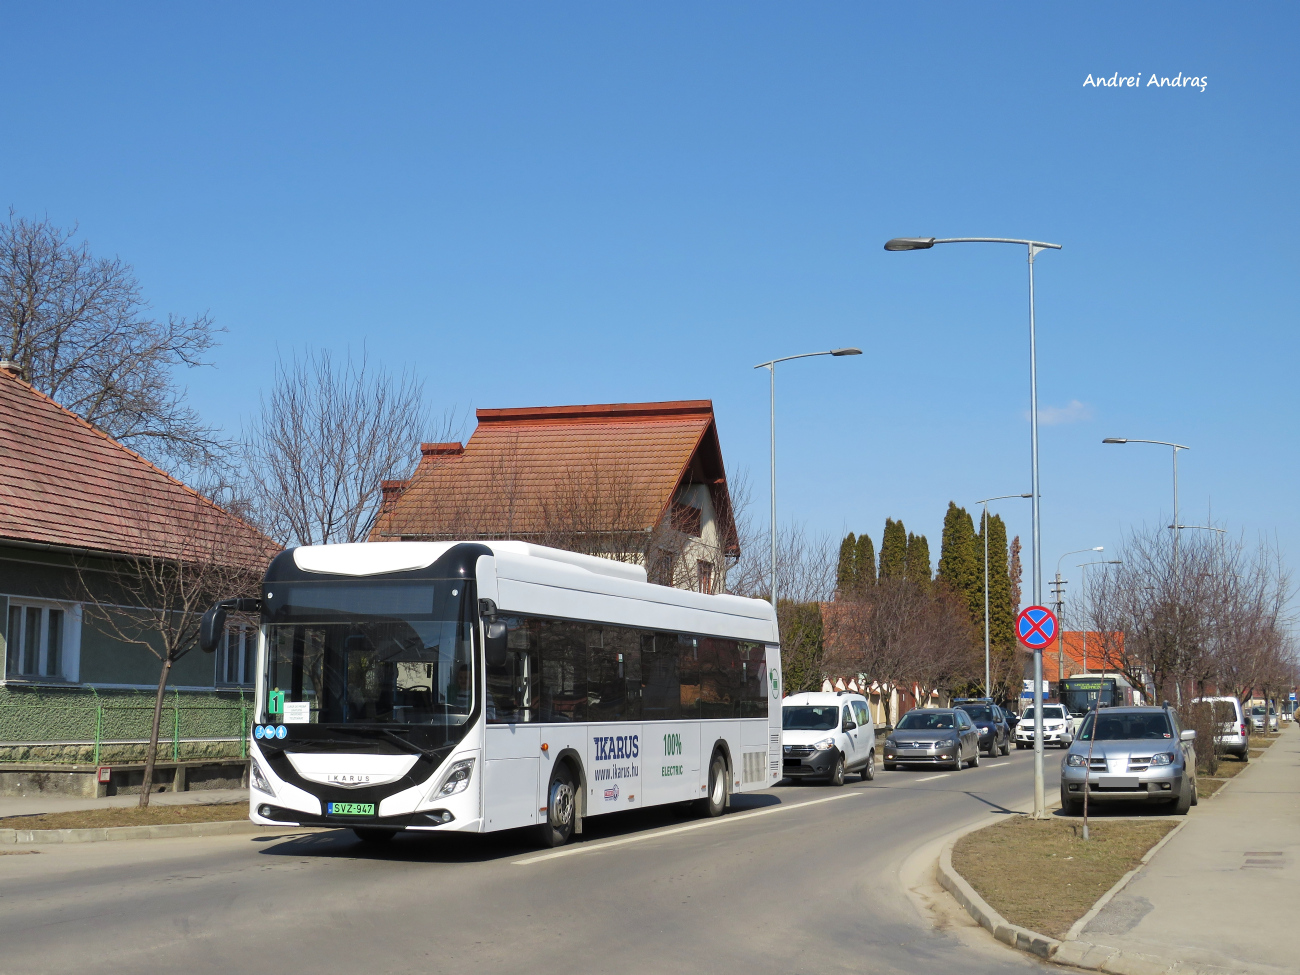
[589,726,642,807]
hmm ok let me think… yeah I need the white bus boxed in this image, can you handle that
[200,541,782,847]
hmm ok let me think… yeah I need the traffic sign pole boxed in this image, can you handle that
[1017,606,1059,818]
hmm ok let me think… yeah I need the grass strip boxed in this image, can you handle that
[952,816,1176,940]
[0,803,247,830]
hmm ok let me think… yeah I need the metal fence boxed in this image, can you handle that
[0,689,252,765]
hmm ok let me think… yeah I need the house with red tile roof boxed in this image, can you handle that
[370,401,740,594]
[0,363,277,695]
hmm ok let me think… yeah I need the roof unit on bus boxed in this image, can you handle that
[291,540,649,582]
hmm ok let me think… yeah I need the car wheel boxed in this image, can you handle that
[950,748,963,772]
[1016,742,1027,750]
[1000,738,1010,757]
[828,752,845,787]
[969,748,980,769]
[1172,780,1192,816]
[861,751,875,781]
[1191,778,1199,806]
[1060,790,1082,816]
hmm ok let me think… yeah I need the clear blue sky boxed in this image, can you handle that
[3,3,1296,598]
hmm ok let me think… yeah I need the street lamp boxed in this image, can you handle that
[1103,437,1191,705]
[888,235,1062,817]
[754,348,862,610]
[976,493,1033,698]
[1053,547,1103,691]
[1075,560,1122,671]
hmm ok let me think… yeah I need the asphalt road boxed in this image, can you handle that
[0,747,1064,975]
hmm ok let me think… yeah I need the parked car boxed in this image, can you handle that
[1249,706,1279,732]
[1060,705,1198,815]
[1191,696,1249,761]
[955,700,1011,756]
[882,708,981,771]
[1015,704,1074,749]
[782,692,877,785]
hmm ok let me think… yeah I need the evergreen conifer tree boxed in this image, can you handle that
[879,518,907,579]
[905,532,932,582]
[836,533,857,595]
[986,514,1013,652]
[938,502,981,622]
[854,533,876,588]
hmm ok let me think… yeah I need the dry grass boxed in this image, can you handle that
[1197,778,1227,798]
[0,803,247,831]
[952,816,1177,939]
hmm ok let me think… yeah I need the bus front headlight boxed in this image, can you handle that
[432,758,475,799]
[249,761,277,797]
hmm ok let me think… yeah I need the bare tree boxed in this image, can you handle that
[76,490,271,806]
[1083,525,1295,711]
[244,348,459,546]
[0,211,226,472]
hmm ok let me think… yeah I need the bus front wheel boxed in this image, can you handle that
[696,751,728,818]
[533,765,577,848]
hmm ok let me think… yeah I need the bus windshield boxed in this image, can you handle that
[262,579,475,726]
[1059,679,1116,717]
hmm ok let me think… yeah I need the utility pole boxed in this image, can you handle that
[1050,573,1067,693]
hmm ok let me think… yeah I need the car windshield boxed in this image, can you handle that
[1021,707,1065,721]
[897,711,954,730]
[1078,711,1173,741]
[958,704,994,721]
[1251,707,1265,715]
[783,706,840,731]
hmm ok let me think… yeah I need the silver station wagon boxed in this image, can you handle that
[1059,706,1198,815]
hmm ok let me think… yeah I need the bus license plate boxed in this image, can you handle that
[327,802,375,816]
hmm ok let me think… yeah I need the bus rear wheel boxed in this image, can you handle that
[695,751,728,818]
[532,765,577,848]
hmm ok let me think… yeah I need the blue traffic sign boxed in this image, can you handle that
[1016,605,1058,650]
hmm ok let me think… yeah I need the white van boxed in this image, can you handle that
[781,692,877,785]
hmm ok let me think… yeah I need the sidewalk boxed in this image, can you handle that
[0,788,247,820]
[1066,724,1299,975]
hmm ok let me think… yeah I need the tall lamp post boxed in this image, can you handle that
[976,493,1033,698]
[887,235,1061,817]
[1054,547,1103,691]
[754,348,862,610]
[1102,438,1190,704]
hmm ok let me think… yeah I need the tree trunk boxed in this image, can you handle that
[138,656,174,808]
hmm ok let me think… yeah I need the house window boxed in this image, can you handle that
[697,561,714,595]
[670,503,702,537]
[5,601,70,680]
[650,552,674,587]
[218,624,257,686]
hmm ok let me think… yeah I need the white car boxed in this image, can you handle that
[782,692,877,785]
[1193,695,1248,761]
[1015,704,1073,749]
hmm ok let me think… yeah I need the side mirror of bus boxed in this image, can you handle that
[199,603,227,654]
[484,620,509,667]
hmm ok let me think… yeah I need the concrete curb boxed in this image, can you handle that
[0,819,273,845]
[937,816,1236,975]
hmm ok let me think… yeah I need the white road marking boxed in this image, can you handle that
[981,763,1009,768]
[913,774,951,782]
[513,792,862,865]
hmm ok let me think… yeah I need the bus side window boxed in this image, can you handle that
[486,617,537,724]
[640,630,682,720]
[676,633,701,718]
[538,619,586,722]
[739,643,769,719]
[587,625,641,722]
[699,638,741,719]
